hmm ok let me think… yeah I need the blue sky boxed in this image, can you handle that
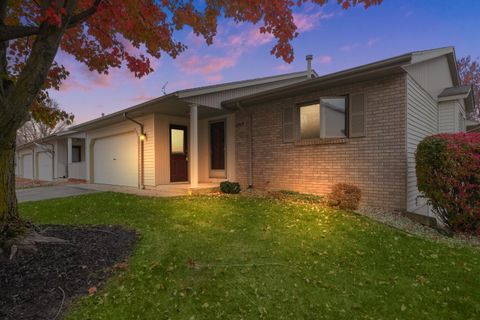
[50,0,480,123]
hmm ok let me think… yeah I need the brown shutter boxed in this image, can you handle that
[283,106,295,142]
[349,93,366,138]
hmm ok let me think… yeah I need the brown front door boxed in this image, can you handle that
[170,125,188,182]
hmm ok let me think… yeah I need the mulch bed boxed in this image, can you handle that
[0,225,137,320]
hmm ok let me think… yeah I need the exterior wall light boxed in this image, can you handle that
[139,133,146,141]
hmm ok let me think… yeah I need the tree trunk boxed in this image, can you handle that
[0,136,24,238]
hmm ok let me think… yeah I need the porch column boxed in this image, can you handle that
[67,137,72,179]
[189,104,199,188]
[67,137,73,164]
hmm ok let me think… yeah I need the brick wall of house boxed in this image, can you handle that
[235,74,408,210]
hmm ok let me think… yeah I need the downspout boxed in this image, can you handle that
[123,112,145,189]
[236,102,253,188]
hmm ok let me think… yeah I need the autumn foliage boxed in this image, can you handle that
[416,133,480,235]
[457,56,480,120]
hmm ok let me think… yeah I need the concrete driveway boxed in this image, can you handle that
[17,185,101,203]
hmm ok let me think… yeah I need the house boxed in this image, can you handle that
[16,47,474,217]
[467,119,480,132]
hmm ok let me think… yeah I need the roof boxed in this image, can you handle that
[223,47,459,107]
[68,70,313,131]
[467,119,480,132]
[177,70,315,98]
[438,85,472,98]
[438,85,475,113]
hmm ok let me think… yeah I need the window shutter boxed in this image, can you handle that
[349,93,366,138]
[283,106,295,142]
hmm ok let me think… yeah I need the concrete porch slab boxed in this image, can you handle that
[74,183,219,197]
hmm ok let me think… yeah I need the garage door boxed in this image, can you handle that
[21,154,33,179]
[93,132,138,187]
[37,152,53,181]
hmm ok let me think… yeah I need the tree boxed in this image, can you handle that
[0,0,382,238]
[457,56,480,120]
[17,99,73,145]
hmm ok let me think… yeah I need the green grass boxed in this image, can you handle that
[20,192,480,319]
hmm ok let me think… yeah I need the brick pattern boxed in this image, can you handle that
[235,74,407,210]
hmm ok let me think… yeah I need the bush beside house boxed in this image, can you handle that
[416,133,480,235]
[327,183,362,210]
[220,181,241,194]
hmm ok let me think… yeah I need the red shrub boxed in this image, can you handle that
[416,133,480,234]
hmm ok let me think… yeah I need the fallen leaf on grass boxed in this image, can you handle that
[88,286,97,295]
[113,262,129,270]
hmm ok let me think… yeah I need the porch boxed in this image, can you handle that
[72,182,220,197]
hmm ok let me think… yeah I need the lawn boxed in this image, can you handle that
[20,192,480,319]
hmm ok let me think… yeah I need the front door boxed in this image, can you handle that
[170,125,188,182]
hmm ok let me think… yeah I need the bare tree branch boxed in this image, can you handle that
[0,25,38,42]
[0,0,78,147]
[0,0,102,42]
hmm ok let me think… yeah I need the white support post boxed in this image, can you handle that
[190,104,199,188]
[67,137,73,164]
[67,137,72,178]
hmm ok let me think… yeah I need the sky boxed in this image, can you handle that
[49,0,480,124]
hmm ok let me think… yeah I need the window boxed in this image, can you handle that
[300,103,320,139]
[72,146,81,162]
[171,128,185,154]
[299,97,347,139]
[210,121,225,170]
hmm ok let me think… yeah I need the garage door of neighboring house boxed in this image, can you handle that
[93,132,138,187]
[21,154,33,179]
[37,152,53,181]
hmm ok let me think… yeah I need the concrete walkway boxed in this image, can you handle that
[75,183,219,197]
[16,182,220,203]
[17,185,100,203]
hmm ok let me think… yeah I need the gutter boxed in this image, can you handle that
[222,56,411,108]
[123,112,145,189]
[236,102,253,188]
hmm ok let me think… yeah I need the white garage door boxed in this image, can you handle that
[37,152,53,181]
[21,154,33,179]
[93,132,138,187]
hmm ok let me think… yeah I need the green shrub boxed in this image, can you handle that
[327,183,361,210]
[416,133,480,235]
[220,181,241,194]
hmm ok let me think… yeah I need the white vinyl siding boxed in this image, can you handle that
[183,78,308,109]
[438,101,456,133]
[406,76,438,214]
[438,101,466,133]
[405,56,454,98]
[456,102,466,132]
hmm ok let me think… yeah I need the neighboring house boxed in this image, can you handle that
[467,119,480,132]
[15,47,475,217]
